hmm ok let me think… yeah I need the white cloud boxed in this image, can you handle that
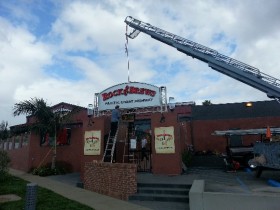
[1,0,280,127]
[51,1,125,53]
[0,17,52,125]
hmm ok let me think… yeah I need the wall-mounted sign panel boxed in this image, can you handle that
[130,139,137,150]
[154,126,175,154]
[98,82,161,111]
[84,130,101,155]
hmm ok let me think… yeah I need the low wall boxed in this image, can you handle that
[189,180,280,210]
[84,162,137,200]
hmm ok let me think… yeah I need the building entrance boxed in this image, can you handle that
[125,119,152,172]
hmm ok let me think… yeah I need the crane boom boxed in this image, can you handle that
[124,16,280,100]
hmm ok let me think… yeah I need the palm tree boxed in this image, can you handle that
[13,98,67,169]
[13,98,56,137]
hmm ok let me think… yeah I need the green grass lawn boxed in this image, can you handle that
[0,175,94,210]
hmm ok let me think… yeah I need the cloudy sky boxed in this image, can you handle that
[1,0,280,126]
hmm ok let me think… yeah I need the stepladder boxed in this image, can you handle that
[102,127,119,163]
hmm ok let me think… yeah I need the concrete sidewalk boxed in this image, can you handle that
[9,168,151,210]
[10,167,280,210]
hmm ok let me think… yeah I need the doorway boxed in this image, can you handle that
[129,119,152,172]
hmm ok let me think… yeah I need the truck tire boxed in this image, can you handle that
[255,167,263,178]
[244,154,254,167]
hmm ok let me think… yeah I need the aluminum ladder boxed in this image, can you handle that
[102,126,119,163]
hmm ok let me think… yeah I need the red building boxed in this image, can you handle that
[3,82,280,199]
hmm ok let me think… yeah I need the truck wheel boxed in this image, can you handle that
[255,167,263,178]
[244,154,254,167]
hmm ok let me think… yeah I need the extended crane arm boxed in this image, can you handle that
[124,16,280,100]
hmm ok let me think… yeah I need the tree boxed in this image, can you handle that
[0,150,10,180]
[13,98,80,169]
[202,100,212,106]
[13,98,56,137]
[0,121,9,140]
[13,98,82,169]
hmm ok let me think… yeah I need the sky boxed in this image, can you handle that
[1,0,280,127]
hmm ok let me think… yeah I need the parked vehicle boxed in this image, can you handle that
[214,128,280,176]
[214,129,260,168]
[249,136,280,177]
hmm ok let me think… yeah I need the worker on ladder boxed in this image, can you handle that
[111,105,121,136]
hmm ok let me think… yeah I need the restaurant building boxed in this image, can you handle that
[3,82,280,199]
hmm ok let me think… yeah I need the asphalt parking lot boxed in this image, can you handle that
[187,166,280,194]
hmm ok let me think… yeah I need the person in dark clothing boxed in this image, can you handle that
[111,105,121,136]
[141,136,149,161]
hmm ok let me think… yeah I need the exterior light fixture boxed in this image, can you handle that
[245,102,253,107]
[87,104,94,126]
[160,113,165,123]
[168,97,175,111]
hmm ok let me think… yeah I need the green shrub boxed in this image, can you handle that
[32,166,53,176]
[32,161,72,177]
[0,150,11,181]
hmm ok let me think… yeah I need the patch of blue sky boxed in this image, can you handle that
[168,62,189,75]
[28,1,56,38]
[66,51,101,60]
[0,1,56,39]
[212,32,225,42]
[211,32,237,54]
[227,42,237,54]
[65,51,89,60]
[65,51,124,65]
[162,7,179,21]
[201,72,221,82]
[0,2,10,18]
[44,59,84,81]
[149,59,188,83]
[0,1,23,25]
[152,56,186,71]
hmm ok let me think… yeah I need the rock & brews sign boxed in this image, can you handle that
[98,82,161,110]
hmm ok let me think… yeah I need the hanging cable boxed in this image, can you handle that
[125,24,130,82]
